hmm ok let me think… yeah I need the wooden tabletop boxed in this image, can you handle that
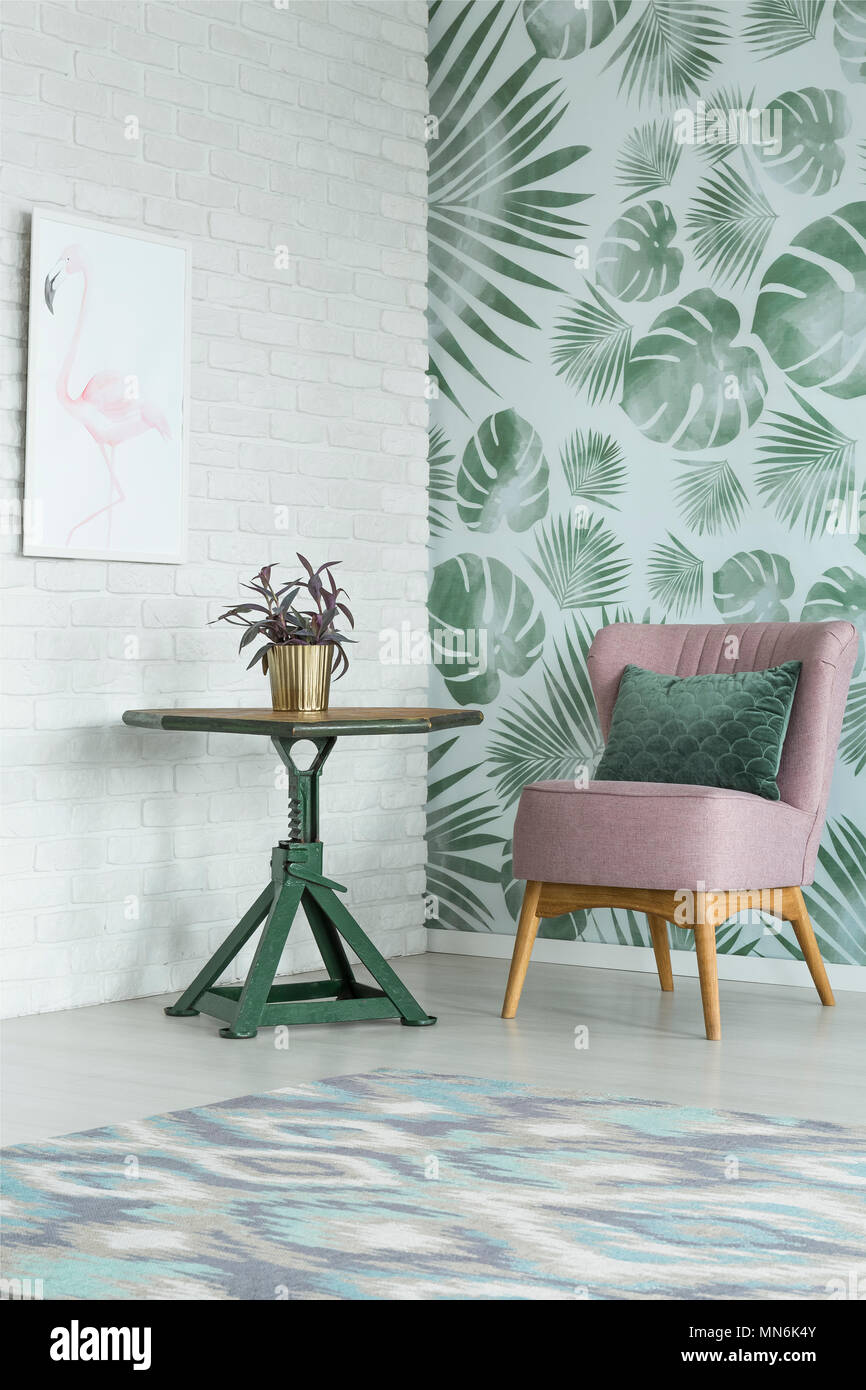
[123,706,483,739]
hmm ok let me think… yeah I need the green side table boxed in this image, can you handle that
[122,706,482,1039]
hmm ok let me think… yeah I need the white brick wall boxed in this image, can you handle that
[0,0,430,1018]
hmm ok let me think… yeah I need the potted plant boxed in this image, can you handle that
[214,556,354,711]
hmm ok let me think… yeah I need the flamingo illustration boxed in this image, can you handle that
[44,245,172,547]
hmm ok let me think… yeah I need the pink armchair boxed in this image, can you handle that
[502,621,859,1040]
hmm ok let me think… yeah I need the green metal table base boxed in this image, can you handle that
[164,736,436,1039]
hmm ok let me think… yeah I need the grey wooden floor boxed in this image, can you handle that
[2,953,864,1145]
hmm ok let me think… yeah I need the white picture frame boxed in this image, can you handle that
[23,208,191,564]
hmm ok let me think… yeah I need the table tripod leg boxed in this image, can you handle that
[220,879,304,1039]
[306,883,436,1025]
[301,888,358,998]
[165,883,275,1017]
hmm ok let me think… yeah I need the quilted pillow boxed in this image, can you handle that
[594,660,802,801]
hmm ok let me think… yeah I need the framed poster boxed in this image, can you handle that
[24,208,190,563]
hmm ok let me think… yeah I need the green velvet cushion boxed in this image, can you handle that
[594,661,802,801]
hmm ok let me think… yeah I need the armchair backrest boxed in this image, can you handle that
[587,622,858,876]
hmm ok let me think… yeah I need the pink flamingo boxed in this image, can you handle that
[44,245,171,547]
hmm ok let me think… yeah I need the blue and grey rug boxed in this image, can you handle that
[2,1069,864,1300]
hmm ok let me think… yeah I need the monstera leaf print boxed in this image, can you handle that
[522,0,632,58]
[744,0,824,59]
[428,554,545,705]
[713,550,795,621]
[605,0,730,106]
[803,817,866,966]
[834,0,866,82]
[501,853,588,940]
[486,617,603,804]
[621,290,767,450]
[425,736,504,934]
[753,89,851,195]
[801,565,866,673]
[753,202,866,399]
[456,410,549,533]
[428,1,591,410]
[596,201,683,302]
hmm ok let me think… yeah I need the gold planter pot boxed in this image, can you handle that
[266,644,333,712]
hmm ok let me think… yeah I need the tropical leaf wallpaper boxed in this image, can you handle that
[426,0,866,965]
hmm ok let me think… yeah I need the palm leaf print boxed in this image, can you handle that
[528,513,630,608]
[487,618,603,804]
[425,736,504,933]
[616,120,681,197]
[839,681,866,774]
[686,163,777,286]
[500,852,587,941]
[803,817,866,966]
[743,0,824,59]
[754,389,856,538]
[428,426,454,540]
[428,0,591,410]
[695,84,757,164]
[561,430,627,508]
[674,457,747,534]
[551,284,633,401]
[648,533,704,614]
[605,0,730,107]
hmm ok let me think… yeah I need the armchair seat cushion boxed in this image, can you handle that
[512,780,814,891]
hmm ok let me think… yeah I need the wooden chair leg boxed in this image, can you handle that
[786,887,835,1006]
[647,913,674,991]
[501,880,542,1019]
[693,921,721,1041]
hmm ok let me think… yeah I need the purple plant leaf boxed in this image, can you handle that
[246,641,273,671]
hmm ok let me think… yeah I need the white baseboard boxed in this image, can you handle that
[426,928,866,993]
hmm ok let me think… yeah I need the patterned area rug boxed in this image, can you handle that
[2,1070,864,1300]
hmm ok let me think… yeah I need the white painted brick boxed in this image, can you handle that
[144,133,208,172]
[146,4,208,46]
[2,27,72,74]
[73,182,143,220]
[41,71,110,116]
[179,47,238,88]
[113,25,177,69]
[177,110,237,149]
[144,68,206,109]
[74,50,144,93]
